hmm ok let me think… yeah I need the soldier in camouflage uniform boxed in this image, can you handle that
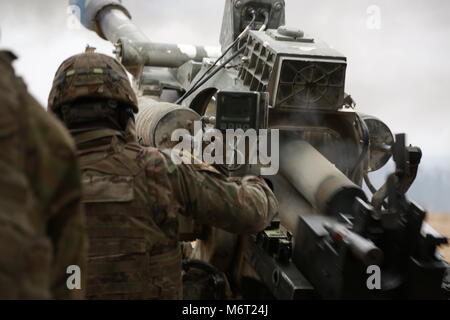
[47,50,278,300]
[0,50,86,299]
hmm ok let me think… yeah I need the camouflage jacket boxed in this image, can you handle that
[74,124,278,299]
[0,51,86,299]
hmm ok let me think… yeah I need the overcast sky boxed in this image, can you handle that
[1,0,449,161]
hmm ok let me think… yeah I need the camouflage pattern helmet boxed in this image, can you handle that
[48,48,138,112]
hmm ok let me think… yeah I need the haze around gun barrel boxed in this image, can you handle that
[278,135,366,217]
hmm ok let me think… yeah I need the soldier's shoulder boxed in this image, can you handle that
[138,147,225,179]
[0,51,21,92]
[0,50,75,153]
[160,148,224,176]
[0,51,22,109]
[139,146,175,170]
[0,50,17,74]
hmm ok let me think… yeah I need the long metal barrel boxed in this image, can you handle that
[279,136,366,216]
[324,223,383,266]
[81,0,220,68]
[96,5,149,43]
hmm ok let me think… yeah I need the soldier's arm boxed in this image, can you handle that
[27,99,87,300]
[46,153,87,300]
[158,151,278,234]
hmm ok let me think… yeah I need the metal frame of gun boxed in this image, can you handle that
[75,0,450,300]
[250,134,449,299]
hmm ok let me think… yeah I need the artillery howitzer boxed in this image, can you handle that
[76,0,449,299]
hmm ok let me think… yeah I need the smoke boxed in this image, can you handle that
[0,0,449,210]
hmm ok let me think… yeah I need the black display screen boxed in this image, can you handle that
[216,91,260,131]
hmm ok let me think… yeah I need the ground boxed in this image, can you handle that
[427,214,450,262]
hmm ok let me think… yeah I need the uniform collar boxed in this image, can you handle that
[73,128,123,145]
[71,128,125,156]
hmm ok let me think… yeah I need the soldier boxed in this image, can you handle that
[47,50,278,300]
[0,50,86,299]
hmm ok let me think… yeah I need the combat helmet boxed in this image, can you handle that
[48,47,138,113]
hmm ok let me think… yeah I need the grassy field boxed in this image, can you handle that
[427,214,450,262]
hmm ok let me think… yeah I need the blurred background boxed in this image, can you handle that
[0,0,449,215]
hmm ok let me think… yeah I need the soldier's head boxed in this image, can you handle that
[48,48,138,131]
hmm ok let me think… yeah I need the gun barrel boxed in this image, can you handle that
[324,223,383,266]
[81,0,219,69]
[96,6,149,43]
[279,136,366,216]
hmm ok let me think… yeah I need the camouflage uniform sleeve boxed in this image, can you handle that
[25,96,87,300]
[47,150,87,300]
[158,151,278,234]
